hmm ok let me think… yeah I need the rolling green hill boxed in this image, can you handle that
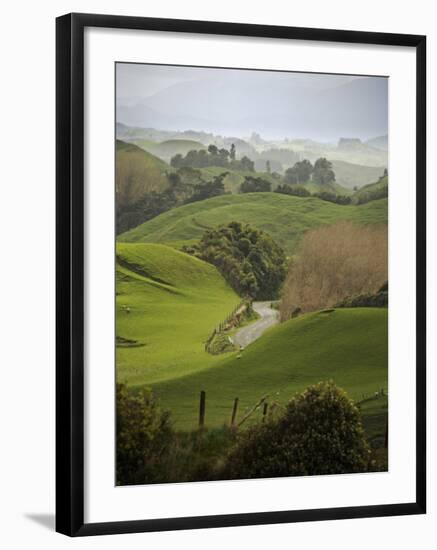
[116,243,240,387]
[118,192,388,255]
[331,160,386,189]
[352,176,388,204]
[152,308,388,429]
[116,139,170,198]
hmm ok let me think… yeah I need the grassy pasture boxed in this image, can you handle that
[152,308,388,430]
[119,192,388,255]
[116,243,240,387]
[116,243,388,459]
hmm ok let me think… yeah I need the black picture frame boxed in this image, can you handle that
[56,12,426,537]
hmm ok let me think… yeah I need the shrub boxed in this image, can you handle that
[313,191,352,205]
[196,221,287,300]
[222,381,370,479]
[116,384,173,485]
[239,176,271,193]
[335,285,388,308]
[280,222,387,319]
[275,184,311,197]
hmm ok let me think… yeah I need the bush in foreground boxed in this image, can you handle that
[221,381,370,479]
[116,384,173,485]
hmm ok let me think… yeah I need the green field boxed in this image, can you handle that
[352,176,388,204]
[331,160,386,190]
[116,243,387,435]
[119,192,388,254]
[116,139,170,195]
[116,242,240,387]
[152,308,388,430]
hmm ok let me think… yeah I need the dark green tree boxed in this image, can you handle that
[207,144,219,156]
[240,176,271,193]
[185,173,227,203]
[222,381,370,479]
[193,222,287,299]
[116,384,173,485]
[313,158,336,185]
[275,184,311,197]
[230,143,236,161]
[239,155,255,172]
[285,159,313,184]
[294,159,313,183]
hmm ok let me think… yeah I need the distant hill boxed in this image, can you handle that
[118,75,387,140]
[331,160,386,189]
[133,139,206,161]
[116,140,170,232]
[116,139,169,197]
[118,192,388,255]
[365,135,388,151]
[352,176,388,204]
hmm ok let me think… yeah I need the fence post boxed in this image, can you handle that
[231,397,239,427]
[262,402,269,422]
[199,390,206,429]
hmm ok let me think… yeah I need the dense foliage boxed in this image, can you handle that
[313,191,352,205]
[116,384,173,485]
[284,159,314,184]
[222,381,370,479]
[274,184,311,197]
[185,222,287,299]
[117,168,227,234]
[184,173,227,203]
[171,143,255,171]
[313,157,336,184]
[239,176,272,193]
[335,281,388,308]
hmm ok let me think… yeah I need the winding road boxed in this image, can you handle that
[232,301,280,348]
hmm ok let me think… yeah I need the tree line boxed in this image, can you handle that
[284,157,335,185]
[171,144,255,171]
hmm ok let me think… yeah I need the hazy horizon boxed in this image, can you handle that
[116,63,388,142]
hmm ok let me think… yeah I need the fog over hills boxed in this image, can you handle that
[117,64,388,142]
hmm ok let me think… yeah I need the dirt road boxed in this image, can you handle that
[232,301,279,348]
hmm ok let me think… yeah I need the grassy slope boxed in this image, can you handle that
[116,139,169,171]
[152,308,388,430]
[116,243,240,387]
[352,176,388,204]
[119,192,388,255]
[116,139,170,194]
[331,160,385,189]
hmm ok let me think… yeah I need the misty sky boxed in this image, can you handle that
[116,63,388,141]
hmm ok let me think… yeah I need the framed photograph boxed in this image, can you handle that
[56,13,426,536]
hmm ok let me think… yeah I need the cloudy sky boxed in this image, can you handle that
[116,63,388,141]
